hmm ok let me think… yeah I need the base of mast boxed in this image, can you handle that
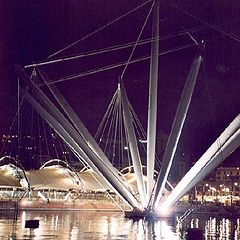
[125,209,174,220]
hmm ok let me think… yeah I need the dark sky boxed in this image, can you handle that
[0,0,240,165]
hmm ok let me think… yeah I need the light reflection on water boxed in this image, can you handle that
[0,211,238,239]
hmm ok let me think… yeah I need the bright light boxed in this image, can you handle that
[21,211,26,229]
[156,205,172,217]
[70,226,79,240]
[159,220,178,239]
[210,186,216,191]
[20,199,28,206]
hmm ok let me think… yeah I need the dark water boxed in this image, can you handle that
[0,210,239,239]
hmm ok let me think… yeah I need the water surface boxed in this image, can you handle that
[0,210,239,239]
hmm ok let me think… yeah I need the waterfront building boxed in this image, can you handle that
[192,166,240,205]
[215,166,240,182]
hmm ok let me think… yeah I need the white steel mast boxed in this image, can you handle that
[151,56,202,211]
[120,80,147,207]
[40,69,146,207]
[162,113,240,208]
[38,69,115,165]
[146,0,159,200]
[17,66,141,210]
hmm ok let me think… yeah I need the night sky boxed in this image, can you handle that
[0,0,240,166]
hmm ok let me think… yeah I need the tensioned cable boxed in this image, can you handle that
[17,78,20,157]
[30,104,35,161]
[30,70,37,163]
[202,60,225,165]
[58,137,69,161]
[10,100,27,157]
[185,30,225,168]
[26,16,237,69]
[105,99,117,162]
[36,112,43,164]
[50,127,60,159]
[124,117,131,167]
[47,0,153,59]
[95,103,115,147]
[94,90,118,140]
[25,25,207,69]
[96,95,117,151]
[99,90,121,165]
[112,104,119,164]
[121,1,155,79]
[186,30,225,165]
[0,97,24,156]
[103,102,117,156]
[130,105,149,159]
[94,88,123,167]
[30,70,145,198]
[170,3,240,43]
[118,95,124,168]
[107,100,119,162]
[42,43,197,85]
[129,102,163,171]
[42,118,50,159]
[185,29,199,46]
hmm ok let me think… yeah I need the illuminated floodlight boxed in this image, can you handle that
[156,205,172,217]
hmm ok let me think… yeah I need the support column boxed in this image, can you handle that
[162,114,240,208]
[146,0,159,201]
[120,80,147,207]
[151,56,202,211]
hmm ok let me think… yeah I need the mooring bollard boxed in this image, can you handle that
[25,219,39,229]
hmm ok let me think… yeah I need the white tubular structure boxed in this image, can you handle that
[38,69,117,169]
[162,113,240,209]
[21,88,140,209]
[17,67,140,209]
[120,80,147,207]
[151,56,202,210]
[146,0,159,200]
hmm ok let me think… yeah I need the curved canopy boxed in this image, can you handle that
[122,171,147,194]
[0,164,22,188]
[25,165,82,191]
[78,169,111,192]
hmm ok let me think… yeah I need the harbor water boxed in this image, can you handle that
[0,210,239,239]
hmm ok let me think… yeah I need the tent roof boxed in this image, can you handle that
[0,165,22,188]
[78,169,111,192]
[26,165,82,191]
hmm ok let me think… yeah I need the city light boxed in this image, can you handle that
[156,205,171,217]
